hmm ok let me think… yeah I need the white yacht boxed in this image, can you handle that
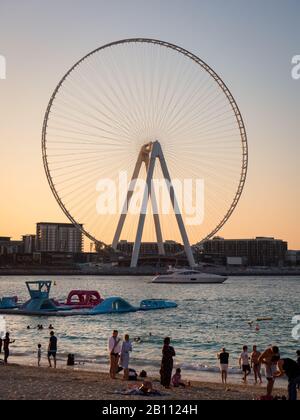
[152,268,227,284]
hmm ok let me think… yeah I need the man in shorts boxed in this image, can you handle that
[217,348,229,384]
[48,330,57,368]
[239,345,251,383]
[258,345,279,397]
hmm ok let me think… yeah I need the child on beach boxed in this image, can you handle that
[37,344,42,367]
[172,368,187,388]
[239,346,251,383]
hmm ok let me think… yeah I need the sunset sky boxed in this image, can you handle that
[0,0,299,249]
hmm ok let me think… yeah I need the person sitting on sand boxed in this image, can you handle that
[49,324,54,330]
[37,344,42,367]
[172,368,187,388]
[239,346,251,383]
[272,355,300,400]
[258,345,279,397]
[120,334,132,381]
[108,330,122,379]
[251,345,262,384]
[217,348,230,384]
[48,331,57,368]
[3,332,15,364]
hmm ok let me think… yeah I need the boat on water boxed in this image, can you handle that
[152,268,227,284]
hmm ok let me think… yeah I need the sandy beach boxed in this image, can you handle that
[0,363,288,400]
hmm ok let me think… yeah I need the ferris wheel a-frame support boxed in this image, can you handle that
[112,141,196,268]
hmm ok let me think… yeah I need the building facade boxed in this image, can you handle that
[22,234,36,253]
[202,236,288,266]
[116,240,184,256]
[36,223,83,253]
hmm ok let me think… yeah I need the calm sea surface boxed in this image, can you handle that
[0,275,299,379]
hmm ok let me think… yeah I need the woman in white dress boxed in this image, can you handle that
[120,334,132,380]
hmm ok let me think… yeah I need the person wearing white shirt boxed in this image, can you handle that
[108,330,122,379]
[239,345,251,383]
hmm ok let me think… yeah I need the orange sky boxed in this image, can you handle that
[0,1,299,250]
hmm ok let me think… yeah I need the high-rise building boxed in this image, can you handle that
[36,223,83,253]
[202,236,288,266]
[22,235,36,253]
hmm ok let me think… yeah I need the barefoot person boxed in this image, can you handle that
[3,332,15,364]
[251,345,262,384]
[217,348,229,384]
[160,337,175,388]
[120,334,132,381]
[108,330,122,379]
[47,331,57,368]
[258,345,279,397]
[273,355,300,400]
[239,346,251,383]
[37,344,42,367]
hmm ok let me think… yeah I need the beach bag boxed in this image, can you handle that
[129,368,138,381]
[67,353,75,366]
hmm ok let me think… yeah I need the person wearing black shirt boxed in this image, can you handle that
[217,348,230,384]
[3,332,15,364]
[48,331,57,368]
[273,355,300,400]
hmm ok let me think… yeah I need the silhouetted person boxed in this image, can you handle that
[48,331,57,368]
[3,332,15,364]
[160,337,176,388]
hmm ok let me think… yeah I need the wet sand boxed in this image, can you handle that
[0,364,287,400]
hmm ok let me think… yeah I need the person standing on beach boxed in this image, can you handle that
[37,344,42,367]
[239,346,251,383]
[0,337,2,355]
[258,345,279,397]
[3,332,15,364]
[296,350,300,367]
[272,355,300,400]
[251,345,262,384]
[160,337,176,388]
[48,331,57,368]
[120,334,132,381]
[108,330,122,379]
[217,348,229,384]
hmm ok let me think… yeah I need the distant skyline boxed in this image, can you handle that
[0,0,299,249]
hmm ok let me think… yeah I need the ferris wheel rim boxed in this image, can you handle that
[42,38,248,248]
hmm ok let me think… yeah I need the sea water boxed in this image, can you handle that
[0,275,299,382]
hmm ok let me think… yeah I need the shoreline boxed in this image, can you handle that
[1,269,300,276]
[0,362,287,400]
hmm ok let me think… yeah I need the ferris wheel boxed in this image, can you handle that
[42,38,248,266]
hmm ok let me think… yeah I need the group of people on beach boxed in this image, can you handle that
[108,330,187,389]
[2,327,300,400]
[217,345,300,400]
[0,330,57,368]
